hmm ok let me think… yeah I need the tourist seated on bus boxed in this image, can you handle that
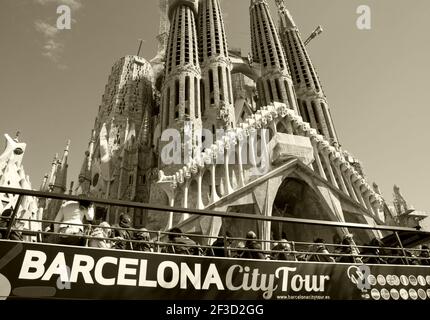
[306,238,335,263]
[88,222,112,249]
[336,234,362,264]
[387,246,406,265]
[112,213,134,250]
[134,228,153,252]
[54,199,94,246]
[241,231,266,260]
[331,234,342,257]
[417,245,429,265]
[361,238,387,264]
[0,208,23,241]
[42,223,56,244]
[164,227,200,255]
[385,246,419,265]
[209,231,233,257]
[406,250,421,265]
[232,241,246,258]
[271,239,297,261]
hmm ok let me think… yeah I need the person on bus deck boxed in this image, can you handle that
[165,227,199,255]
[241,231,266,260]
[271,239,297,261]
[169,228,200,255]
[42,223,56,244]
[331,233,342,258]
[418,245,430,265]
[387,245,407,265]
[405,249,420,265]
[306,238,335,263]
[232,241,246,258]
[134,228,153,252]
[361,238,387,264]
[336,234,362,264]
[0,208,23,241]
[88,221,112,249]
[54,199,94,246]
[210,231,233,257]
[112,213,134,250]
[388,247,419,265]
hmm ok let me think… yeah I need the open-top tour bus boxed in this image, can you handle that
[0,186,429,301]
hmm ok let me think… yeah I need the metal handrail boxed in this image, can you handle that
[1,222,429,265]
[5,215,427,254]
[0,186,428,233]
[1,186,429,265]
[1,215,428,253]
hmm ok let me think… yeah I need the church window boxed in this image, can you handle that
[267,79,274,102]
[195,77,199,118]
[185,76,190,102]
[209,69,215,104]
[200,79,205,115]
[218,66,224,101]
[275,79,282,101]
[175,80,180,106]
[226,69,232,104]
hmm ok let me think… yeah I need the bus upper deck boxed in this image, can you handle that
[0,186,429,300]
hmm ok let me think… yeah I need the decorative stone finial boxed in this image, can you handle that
[14,131,20,142]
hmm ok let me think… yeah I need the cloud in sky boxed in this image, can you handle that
[43,38,65,63]
[34,0,83,69]
[35,0,83,11]
[34,20,66,68]
[34,20,59,38]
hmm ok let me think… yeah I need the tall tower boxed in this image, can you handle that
[76,130,95,196]
[276,0,338,143]
[50,140,70,195]
[156,0,170,56]
[76,55,155,225]
[249,0,299,115]
[160,0,202,171]
[43,141,70,224]
[151,0,171,81]
[198,0,235,132]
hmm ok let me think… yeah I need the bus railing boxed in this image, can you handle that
[1,215,429,265]
[0,186,429,266]
[0,186,424,232]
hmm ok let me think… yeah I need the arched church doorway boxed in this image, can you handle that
[272,178,343,244]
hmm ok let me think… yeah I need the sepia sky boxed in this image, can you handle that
[0,0,429,213]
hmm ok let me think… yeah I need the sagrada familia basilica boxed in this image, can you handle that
[1,0,428,246]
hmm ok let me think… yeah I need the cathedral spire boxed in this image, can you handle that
[275,0,296,29]
[78,132,95,196]
[249,0,299,114]
[43,141,70,225]
[198,0,235,130]
[47,153,58,190]
[157,0,170,53]
[160,0,202,165]
[39,173,49,192]
[276,1,339,143]
[152,0,170,65]
[52,140,70,193]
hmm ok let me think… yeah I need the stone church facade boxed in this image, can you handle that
[5,0,423,245]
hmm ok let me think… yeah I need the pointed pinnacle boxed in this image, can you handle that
[14,131,21,141]
[65,139,71,151]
